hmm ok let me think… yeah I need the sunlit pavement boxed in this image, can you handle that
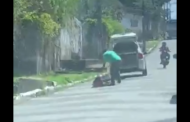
[14,40,177,122]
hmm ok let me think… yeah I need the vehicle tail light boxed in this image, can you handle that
[138,53,144,59]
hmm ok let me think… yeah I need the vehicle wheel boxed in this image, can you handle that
[142,68,147,76]
[163,64,166,68]
[163,63,166,68]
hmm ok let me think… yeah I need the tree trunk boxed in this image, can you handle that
[42,38,49,73]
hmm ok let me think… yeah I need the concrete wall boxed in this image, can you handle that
[14,78,45,95]
[14,18,83,75]
[60,18,83,60]
[14,78,54,95]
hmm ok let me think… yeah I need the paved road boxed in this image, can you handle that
[14,40,177,122]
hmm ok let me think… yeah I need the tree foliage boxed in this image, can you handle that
[102,17,125,36]
[14,0,170,38]
[119,0,171,8]
[14,0,170,40]
[81,0,125,37]
[14,0,80,38]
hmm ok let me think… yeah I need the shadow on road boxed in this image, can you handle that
[121,74,143,80]
[153,117,176,122]
[157,67,165,70]
[93,74,143,88]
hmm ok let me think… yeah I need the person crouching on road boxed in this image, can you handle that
[103,50,121,86]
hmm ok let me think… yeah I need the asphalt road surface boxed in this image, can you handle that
[14,40,177,122]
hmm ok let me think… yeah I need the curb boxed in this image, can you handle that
[14,72,108,103]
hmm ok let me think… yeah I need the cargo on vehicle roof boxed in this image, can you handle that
[110,32,138,46]
[111,32,137,39]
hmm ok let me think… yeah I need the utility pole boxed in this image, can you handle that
[169,2,173,21]
[163,3,167,39]
[142,0,146,53]
[95,0,103,56]
[165,2,170,21]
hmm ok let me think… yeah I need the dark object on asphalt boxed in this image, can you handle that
[173,54,176,59]
[92,75,110,87]
[92,75,103,87]
[170,94,177,104]
[92,74,111,88]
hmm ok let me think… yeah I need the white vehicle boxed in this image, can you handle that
[110,32,147,76]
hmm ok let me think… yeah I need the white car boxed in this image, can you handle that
[110,33,147,76]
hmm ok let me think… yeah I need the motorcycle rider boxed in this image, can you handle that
[159,42,170,64]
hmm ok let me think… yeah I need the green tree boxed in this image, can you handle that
[14,0,80,38]
[79,0,125,37]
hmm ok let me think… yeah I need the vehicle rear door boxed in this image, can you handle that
[113,41,139,69]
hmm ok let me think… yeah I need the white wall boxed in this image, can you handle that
[121,13,143,32]
[59,18,82,60]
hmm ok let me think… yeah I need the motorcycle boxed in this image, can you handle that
[161,51,170,68]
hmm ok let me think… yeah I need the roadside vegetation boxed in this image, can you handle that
[146,40,161,53]
[14,71,106,85]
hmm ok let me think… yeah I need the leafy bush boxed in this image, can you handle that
[102,17,125,36]
[86,17,125,37]
[14,0,79,38]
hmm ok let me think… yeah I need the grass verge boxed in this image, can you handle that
[146,40,160,53]
[14,71,105,85]
[40,72,99,84]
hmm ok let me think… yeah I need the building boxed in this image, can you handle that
[166,19,176,39]
[121,13,143,32]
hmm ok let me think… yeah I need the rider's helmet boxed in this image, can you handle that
[162,42,166,47]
